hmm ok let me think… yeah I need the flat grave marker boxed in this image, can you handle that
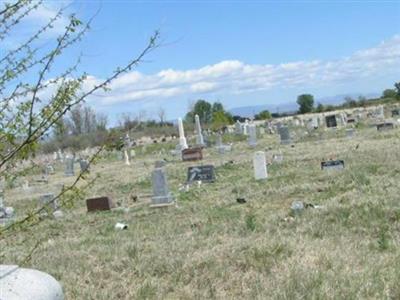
[182,147,203,162]
[321,160,345,171]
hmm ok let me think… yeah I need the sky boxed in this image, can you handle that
[5,0,400,124]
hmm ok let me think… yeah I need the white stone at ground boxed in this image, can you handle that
[253,151,268,180]
[0,265,64,300]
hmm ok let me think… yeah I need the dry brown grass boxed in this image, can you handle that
[2,126,400,299]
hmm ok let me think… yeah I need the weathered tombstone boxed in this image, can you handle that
[182,148,203,161]
[45,164,55,175]
[79,159,90,173]
[64,157,74,176]
[0,265,64,300]
[278,126,291,145]
[242,120,249,135]
[346,128,355,138]
[151,166,175,207]
[248,124,257,147]
[376,106,385,119]
[86,196,115,212]
[377,122,394,131]
[187,165,215,183]
[194,114,205,147]
[40,193,58,211]
[253,151,267,180]
[325,115,337,128]
[177,117,188,150]
[321,160,345,171]
[235,120,242,135]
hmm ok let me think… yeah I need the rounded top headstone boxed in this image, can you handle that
[0,265,64,300]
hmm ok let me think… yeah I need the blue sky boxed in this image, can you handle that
[8,1,400,123]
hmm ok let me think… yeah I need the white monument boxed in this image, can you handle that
[178,118,188,150]
[253,151,268,180]
[194,114,205,147]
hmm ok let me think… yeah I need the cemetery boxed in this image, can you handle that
[1,2,400,299]
[1,105,400,299]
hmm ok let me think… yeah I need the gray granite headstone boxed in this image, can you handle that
[235,121,242,135]
[278,126,291,145]
[40,193,58,211]
[151,167,174,207]
[64,157,74,176]
[248,124,257,147]
[79,159,90,173]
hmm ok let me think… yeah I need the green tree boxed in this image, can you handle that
[382,89,397,99]
[211,111,230,130]
[212,102,224,113]
[315,103,325,113]
[254,110,271,120]
[193,100,213,124]
[394,82,400,99]
[297,94,314,114]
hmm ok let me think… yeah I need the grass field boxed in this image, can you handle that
[2,124,400,299]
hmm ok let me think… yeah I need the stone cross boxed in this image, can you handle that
[151,164,175,207]
[194,114,205,147]
[248,124,257,147]
[64,156,74,176]
[178,117,188,150]
[253,151,268,180]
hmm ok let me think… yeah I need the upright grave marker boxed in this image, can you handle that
[325,115,337,128]
[64,156,74,176]
[248,124,257,147]
[151,163,175,207]
[194,114,205,147]
[178,117,188,151]
[278,126,291,145]
[182,148,203,161]
[187,165,215,183]
[253,151,267,180]
[377,122,394,131]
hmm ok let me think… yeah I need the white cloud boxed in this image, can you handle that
[81,35,400,106]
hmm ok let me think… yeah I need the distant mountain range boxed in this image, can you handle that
[228,92,380,118]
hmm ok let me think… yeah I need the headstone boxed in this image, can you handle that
[321,160,345,170]
[177,117,188,150]
[0,265,64,300]
[235,120,242,135]
[278,126,291,145]
[346,128,355,138]
[151,167,175,207]
[79,159,90,172]
[45,164,55,175]
[217,144,232,154]
[194,114,205,147]
[64,157,74,176]
[248,124,257,147]
[242,120,249,135]
[187,165,215,183]
[377,122,394,131]
[325,115,337,128]
[40,193,58,211]
[182,147,203,161]
[86,196,115,212]
[253,151,267,180]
